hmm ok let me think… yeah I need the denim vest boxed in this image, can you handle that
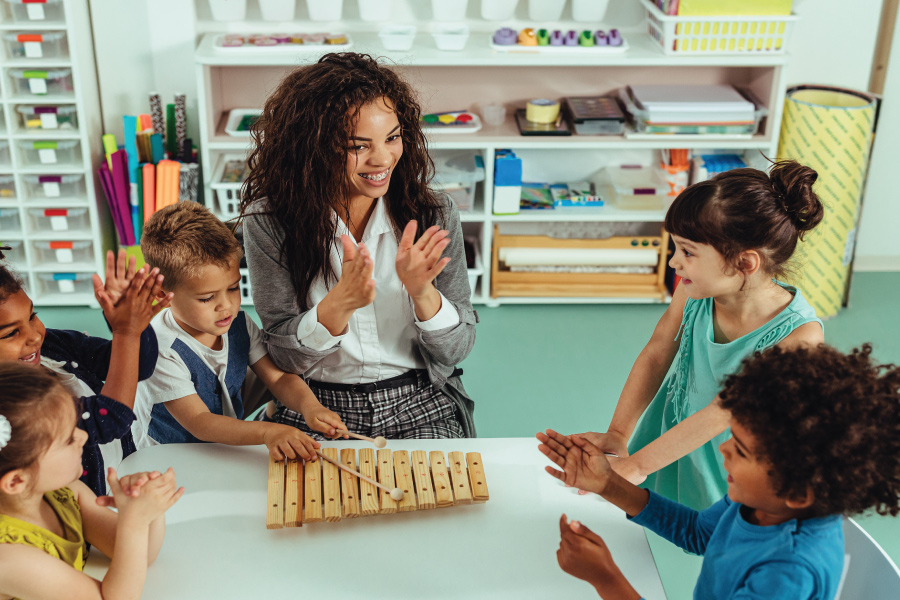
[148,313,250,444]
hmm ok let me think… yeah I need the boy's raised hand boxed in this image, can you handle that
[263,423,321,461]
[557,515,641,600]
[538,429,613,495]
[395,221,451,300]
[92,249,137,306]
[106,468,184,525]
[94,266,173,336]
[305,406,349,440]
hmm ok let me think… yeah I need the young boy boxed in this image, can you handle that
[134,202,348,460]
[538,344,900,600]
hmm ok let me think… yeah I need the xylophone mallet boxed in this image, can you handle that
[335,429,387,449]
[315,449,404,500]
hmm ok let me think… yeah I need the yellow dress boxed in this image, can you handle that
[0,487,87,573]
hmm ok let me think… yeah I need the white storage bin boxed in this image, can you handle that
[17,139,79,165]
[359,0,392,21]
[239,268,253,304]
[23,174,84,199]
[37,272,93,296]
[481,0,518,20]
[4,0,64,22]
[16,104,77,130]
[259,0,296,20]
[31,239,94,265]
[0,208,21,232]
[0,175,15,200]
[379,25,416,51]
[432,0,468,20]
[572,0,608,21]
[210,154,247,220]
[0,240,25,265]
[431,24,469,51]
[528,0,565,20]
[3,31,67,59]
[27,207,90,233]
[0,141,10,166]
[9,67,73,96]
[432,150,485,214]
[307,0,343,20]
[207,0,247,21]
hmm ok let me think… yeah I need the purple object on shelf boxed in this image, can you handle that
[270,34,291,44]
[594,30,608,46]
[493,27,517,45]
[608,28,623,47]
[38,175,62,183]
[563,30,578,46]
[550,30,564,46]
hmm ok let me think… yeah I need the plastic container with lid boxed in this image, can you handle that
[619,86,767,135]
[23,173,85,199]
[37,272,93,296]
[9,67,73,96]
[0,141,10,166]
[16,104,77,130]
[432,150,485,213]
[31,239,94,266]
[0,174,16,200]
[4,0,65,22]
[431,24,470,51]
[606,165,668,211]
[379,26,416,51]
[0,240,24,266]
[0,207,21,232]
[17,139,79,165]
[27,207,89,233]
[3,31,67,59]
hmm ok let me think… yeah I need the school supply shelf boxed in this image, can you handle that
[191,0,794,306]
[0,0,107,306]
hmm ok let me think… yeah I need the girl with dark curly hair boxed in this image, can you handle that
[555,160,826,510]
[239,53,476,440]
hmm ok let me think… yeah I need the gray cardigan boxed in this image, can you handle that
[241,196,478,437]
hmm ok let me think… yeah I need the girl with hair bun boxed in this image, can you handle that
[541,160,826,510]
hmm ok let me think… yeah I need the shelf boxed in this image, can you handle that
[14,164,84,174]
[0,22,67,31]
[2,57,70,68]
[26,230,94,241]
[481,295,669,305]
[493,205,667,222]
[32,291,96,306]
[196,32,789,68]
[12,128,80,139]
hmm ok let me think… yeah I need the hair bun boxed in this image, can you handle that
[769,160,825,233]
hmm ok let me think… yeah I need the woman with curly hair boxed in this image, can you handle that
[239,53,476,440]
[540,343,900,599]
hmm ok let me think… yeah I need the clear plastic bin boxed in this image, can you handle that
[432,150,485,213]
[17,139,79,165]
[0,240,25,265]
[4,31,67,59]
[9,67,73,96]
[210,154,248,220]
[23,174,84,199]
[37,272,93,295]
[4,0,65,22]
[17,104,77,130]
[0,141,10,166]
[0,174,15,200]
[619,87,767,135]
[27,207,90,233]
[0,208,21,232]
[31,239,93,265]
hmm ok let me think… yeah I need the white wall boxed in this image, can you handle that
[88,0,897,267]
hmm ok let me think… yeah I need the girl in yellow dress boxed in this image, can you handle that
[0,364,183,600]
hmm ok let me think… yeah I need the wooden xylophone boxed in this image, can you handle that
[266,447,489,528]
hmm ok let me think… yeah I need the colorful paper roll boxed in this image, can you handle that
[525,99,560,124]
[777,85,877,318]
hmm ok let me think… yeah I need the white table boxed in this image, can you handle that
[85,439,667,599]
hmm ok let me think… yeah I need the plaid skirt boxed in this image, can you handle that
[273,371,464,440]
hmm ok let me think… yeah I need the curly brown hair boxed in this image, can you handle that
[719,344,900,517]
[239,52,444,310]
[0,245,24,303]
[665,160,825,278]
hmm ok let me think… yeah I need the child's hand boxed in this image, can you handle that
[395,221,451,300]
[95,267,173,337]
[304,406,348,440]
[92,249,137,306]
[96,470,164,507]
[573,430,630,459]
[608,456,647,486]
[106,467,184,525]
[263,423,320,461]
[538,430,613,495]
[330,235,376,311]
[557,514,640,599]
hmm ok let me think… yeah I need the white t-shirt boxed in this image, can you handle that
[132,308,268,449]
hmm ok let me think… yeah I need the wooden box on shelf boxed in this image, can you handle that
[490,225,669,300]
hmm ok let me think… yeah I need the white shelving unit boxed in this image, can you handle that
[193,0,788,306]
[0,0,108,306]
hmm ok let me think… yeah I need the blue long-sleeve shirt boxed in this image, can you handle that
[41,326,158,496]
[630,492,844,600]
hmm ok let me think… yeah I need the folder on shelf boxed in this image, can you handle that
[150,133,164,164]
[123,116,140,239]
[142,163,155,220]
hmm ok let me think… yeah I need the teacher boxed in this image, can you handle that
[238,53,476,440]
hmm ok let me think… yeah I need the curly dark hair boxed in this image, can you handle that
[239,52,444,310]
[665,160,825,278]
[0,245,24,303]
[719,344,900,517]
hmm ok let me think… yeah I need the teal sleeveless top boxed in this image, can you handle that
[628,282,822,511]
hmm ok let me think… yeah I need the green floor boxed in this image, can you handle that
[41,271,900,599]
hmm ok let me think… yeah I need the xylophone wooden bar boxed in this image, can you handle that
[267,447,488,528]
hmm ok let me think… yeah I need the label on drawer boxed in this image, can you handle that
[28,78,47,95]
[50,215,68,230]
[38,149,57,164]
[54,248,74,263]
[57,279,75,293]
[26,5,46,20]
[40,113,58,129]
[24,41,43,58]
[42,181,60,196]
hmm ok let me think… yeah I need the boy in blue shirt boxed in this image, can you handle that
[538,344,900,599]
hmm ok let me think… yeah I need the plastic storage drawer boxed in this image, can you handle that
[37,272,93,295]
[9,67,73,96]
[0,174,15,200]
[4,0,65,22]
[23,174,84,199]
[17,139,79,165]
[0,208,21,233]
[31,239,93,265]
[17,104,77,130]
[0,239,24,265]
[27,207,90,233]
[432,150,485,214]
[4,31,67,59]
[0,141,10,166]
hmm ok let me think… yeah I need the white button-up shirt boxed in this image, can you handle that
[295,198,459,384]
